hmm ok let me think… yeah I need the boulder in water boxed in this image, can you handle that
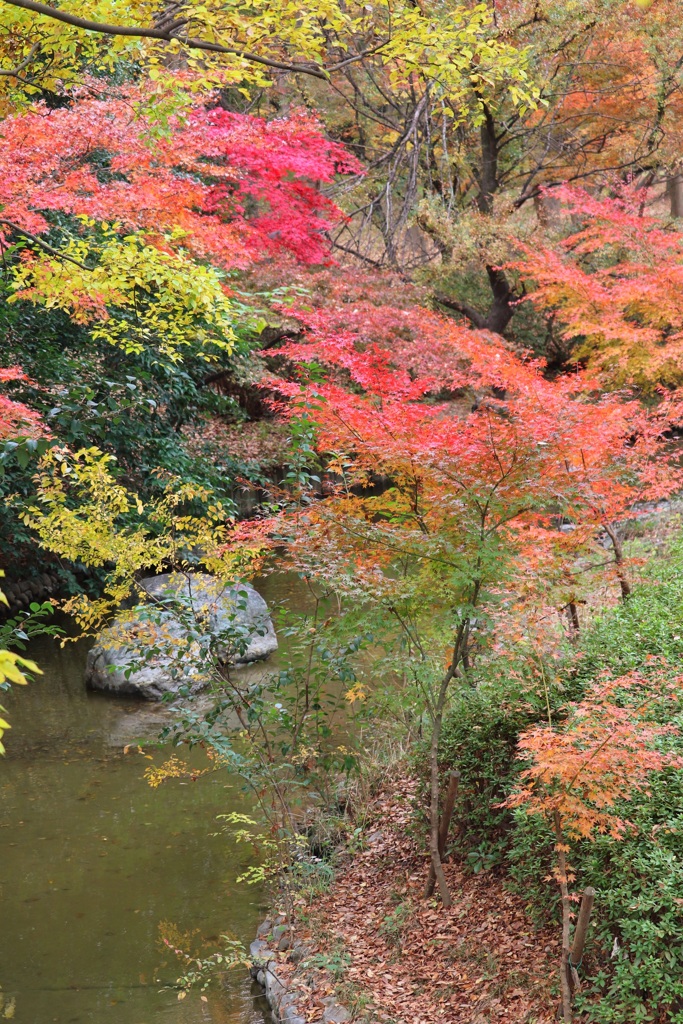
[85,574,277,699]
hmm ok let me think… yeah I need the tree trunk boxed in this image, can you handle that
[433,105,523,336]
[554,811,573,1022]
[569,886,595,995]
[435,266,517,336]
[424,770,460,898]
[567,601,580,636]
[483,266,517,334]
[669,174,683,219]
[603,523,631,600]
[534,191,562,229]
[477,103,498,215]
[428,691,451,907]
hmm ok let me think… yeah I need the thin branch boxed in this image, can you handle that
[0,0,329,79]
[0,219,91,270]
[388,604,426,660]
[325,42,389,72]
[0,41,39,77]
[330,239,388,269]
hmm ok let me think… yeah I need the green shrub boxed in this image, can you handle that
[411,681,557,869]
[413,535,683,1020]
[437,689,531,863]
[576,797,683,1023]
[576,532,683,681]
[509,536,683,1022]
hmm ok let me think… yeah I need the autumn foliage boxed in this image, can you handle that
[246,276,683,937]
[0,84,362,363]
[5,6,683,1020]
[0,367,45,442]
[270,278,683,601]
[516,183,683,387]
[509,668,683,841]
[0,84,360,267]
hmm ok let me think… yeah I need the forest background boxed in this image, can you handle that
[3,1,683,1021]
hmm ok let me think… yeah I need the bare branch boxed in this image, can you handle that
[0,219,91,270]
[0,41,39,77]
[0,0,329,79]
[325,41,389,72]
[330,239,388,269]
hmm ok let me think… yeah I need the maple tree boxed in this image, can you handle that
[269,272,683,596]
[489,0,683,201]
[508,667,683,1021]
[514,182,683,389]
[0,366,45,442]
[0,84,362,361]
[236,281,683,903]
[0,364,51,479]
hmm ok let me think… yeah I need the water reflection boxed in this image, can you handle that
[0,633,270,1024]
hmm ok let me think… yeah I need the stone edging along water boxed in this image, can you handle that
[250,917,351,1024]
[0,571,61,615]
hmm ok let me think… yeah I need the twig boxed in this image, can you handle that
[0,219,91,270]
[1,0,328,79]
[0,41,39,77]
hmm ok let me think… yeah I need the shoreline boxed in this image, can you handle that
[248,774,559,1024]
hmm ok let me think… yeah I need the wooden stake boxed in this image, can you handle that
[568,886,595,994]
[424,770,460,898]
[438,770,461,855]
[567,601,580,635]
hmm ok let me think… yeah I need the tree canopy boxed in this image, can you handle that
[4,2,683,1021]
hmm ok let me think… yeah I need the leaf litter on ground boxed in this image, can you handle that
[276,775,559,1023]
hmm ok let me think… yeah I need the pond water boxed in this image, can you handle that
[0,631,273,1024]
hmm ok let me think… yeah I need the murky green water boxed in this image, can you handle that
[0,633,272,1024]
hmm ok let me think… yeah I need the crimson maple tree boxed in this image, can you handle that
[0,83,361,266]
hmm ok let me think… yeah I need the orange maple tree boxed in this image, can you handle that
[270,275,683,601]
[507,666,683,1021]
[515,183,683,388]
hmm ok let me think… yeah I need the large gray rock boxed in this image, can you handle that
[85,574,277,699]
[140,573,278,663]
